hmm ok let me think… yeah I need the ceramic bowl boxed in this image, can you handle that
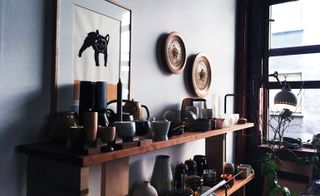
[152,120,171,141]
[113,121,136,141]
[98,126,116,143]
[135,120,151,136]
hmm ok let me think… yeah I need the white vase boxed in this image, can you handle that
[132,181,158,196]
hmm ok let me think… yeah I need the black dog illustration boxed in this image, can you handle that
[78,30,110,66]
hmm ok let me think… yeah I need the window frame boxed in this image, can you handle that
[262,0,320,139]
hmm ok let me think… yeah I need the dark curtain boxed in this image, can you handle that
[234,0,267,195]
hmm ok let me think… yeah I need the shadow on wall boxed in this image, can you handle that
[155,33,172,76]
[0,0,56,194]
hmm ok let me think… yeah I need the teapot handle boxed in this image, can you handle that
[106,99,130,106]
[141,105,150,120]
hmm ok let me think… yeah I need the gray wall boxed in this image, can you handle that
[0,0,236,195]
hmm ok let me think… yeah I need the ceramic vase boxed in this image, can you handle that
[78,81,95,125]
[151,155,173,196]
[132,181,158,196]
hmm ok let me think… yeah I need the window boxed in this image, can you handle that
[265,0,320,142]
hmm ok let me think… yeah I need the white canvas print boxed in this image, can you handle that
[73,5,120,84]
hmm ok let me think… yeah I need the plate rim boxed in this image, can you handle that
[163,31,187,74]
[191,53,212,97]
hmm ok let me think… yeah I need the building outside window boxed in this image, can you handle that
[265,0,320,142]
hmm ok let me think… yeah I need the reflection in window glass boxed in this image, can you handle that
[268,89,320,142]
[269,53,320,81]
[270,0,320,49]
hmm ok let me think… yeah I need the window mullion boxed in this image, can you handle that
[269,45,320,57]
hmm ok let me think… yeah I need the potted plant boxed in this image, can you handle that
[260,109,295,196]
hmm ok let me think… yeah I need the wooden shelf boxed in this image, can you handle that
[19,123,254,167]
[215,174,255,196]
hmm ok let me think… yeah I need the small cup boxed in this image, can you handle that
[152,120,171,141]
[233,113,240,124]
[214,118,225,129]
[98,126,116,143]
[135,120,151,136]
[113,121,136,142]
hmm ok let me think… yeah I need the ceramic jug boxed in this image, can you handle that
[151,155,173,196]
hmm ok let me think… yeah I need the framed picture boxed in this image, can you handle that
[52,0,131,112]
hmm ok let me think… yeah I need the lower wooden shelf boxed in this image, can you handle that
[215,174,255,196]
[18,123,254,196]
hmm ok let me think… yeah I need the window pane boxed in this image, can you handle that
[268,89,320,142]
[270,0,320,49]
[269,53,320,81]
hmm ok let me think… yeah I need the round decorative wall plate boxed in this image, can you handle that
[164,32,186,74]
[191,53,211,98]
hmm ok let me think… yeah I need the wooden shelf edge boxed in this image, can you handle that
[18,123,254,167]
[215,174,255,196]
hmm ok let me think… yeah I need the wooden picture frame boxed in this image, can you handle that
[52,0,131,114]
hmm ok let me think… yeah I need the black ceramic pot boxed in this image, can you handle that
[193,155,208,176]
[174,162,188,189]
[184,159,197,176]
